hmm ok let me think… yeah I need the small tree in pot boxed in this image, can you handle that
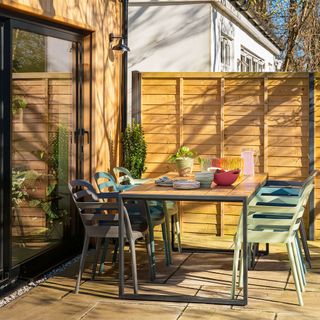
[168,146,197,177]
[122,120,147,179]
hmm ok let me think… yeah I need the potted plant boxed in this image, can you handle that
[122,120,147,179]
[168,146,197,176]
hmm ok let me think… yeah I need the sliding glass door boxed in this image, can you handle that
[0,15,85,283]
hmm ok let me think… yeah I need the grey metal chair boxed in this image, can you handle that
[69,179,151,294]
[94,172,168,279]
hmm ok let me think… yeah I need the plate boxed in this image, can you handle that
[173,180,200,190]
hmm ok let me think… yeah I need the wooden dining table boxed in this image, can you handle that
[118,173,267,306]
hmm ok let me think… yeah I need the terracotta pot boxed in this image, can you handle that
[176,158,194,177]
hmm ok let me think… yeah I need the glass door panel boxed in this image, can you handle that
[11,28,76,266]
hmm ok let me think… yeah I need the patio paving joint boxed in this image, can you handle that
[163,253,193,284]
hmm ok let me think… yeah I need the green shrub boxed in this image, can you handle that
[122,121,147,179]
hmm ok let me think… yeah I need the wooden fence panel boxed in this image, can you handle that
[12,73,72,234]
[134,72,320,240]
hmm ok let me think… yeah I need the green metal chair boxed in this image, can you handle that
[113,167,182,261]
[252,172,317,268]
[231,184,314,306]
[94,171,170,280]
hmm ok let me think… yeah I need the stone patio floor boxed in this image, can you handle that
[1,238,320,320]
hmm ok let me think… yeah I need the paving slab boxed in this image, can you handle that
[82,300,185,320]
[179,306,275,320]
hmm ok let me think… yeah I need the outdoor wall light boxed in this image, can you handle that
[109,33,130,53]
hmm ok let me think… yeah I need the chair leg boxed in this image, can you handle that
[231,245,240,299]
[299,221,312,268]
[174,214,182,253]
[145,231,156,281]
[295,235,307,275]
[128,239,139,294]
[149,225,157,278]
[92,238,102,280]
[239,244,244,289]
[161,222,171,266]
[165,212,173,263]
[292,238,306,291]
[112,239,119,266]
[99,238,109,274]
[287,242,304,306]
[75,234,90,294]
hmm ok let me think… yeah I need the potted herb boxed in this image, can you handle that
[168,146,197,176]
[12,96,27,121]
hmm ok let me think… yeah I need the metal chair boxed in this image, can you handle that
[69,179,152,294]
[231,184,314,306]
[113,167,182,260]
[94,172,169,279]
[254,171,318,268]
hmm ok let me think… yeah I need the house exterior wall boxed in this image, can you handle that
[214,6,278,72]
[128,3,212,72]
[128,0,281,118]
[0,0,122,176]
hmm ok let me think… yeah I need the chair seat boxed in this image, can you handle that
[148,205,165,225]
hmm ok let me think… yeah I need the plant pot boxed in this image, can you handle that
[176,158,194,177]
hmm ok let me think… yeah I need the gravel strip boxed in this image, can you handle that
[0,255,80,308]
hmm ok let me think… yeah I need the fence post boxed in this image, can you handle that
[309,72,315,240]
[131,71,141,124]
[219,77,225,236]
[263,77,268,173]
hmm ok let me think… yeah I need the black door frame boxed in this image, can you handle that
[0,11,90,287]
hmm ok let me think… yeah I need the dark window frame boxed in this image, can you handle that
[0,11,89,287]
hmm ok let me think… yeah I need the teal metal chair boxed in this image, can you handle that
[231,184,314,306]
[94,171,170,280]
[113,167,182,261]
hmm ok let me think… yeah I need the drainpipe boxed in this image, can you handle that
[121,0,128,133]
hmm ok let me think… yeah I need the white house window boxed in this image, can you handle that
[239,48,264,72]
[221,37,232,71]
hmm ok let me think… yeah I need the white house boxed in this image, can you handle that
[128,0,282,114]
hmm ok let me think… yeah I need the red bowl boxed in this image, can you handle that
[212,170,240,186]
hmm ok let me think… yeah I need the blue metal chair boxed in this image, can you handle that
[94,171,170,280]
[113,167,182,260]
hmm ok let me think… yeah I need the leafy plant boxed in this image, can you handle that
[12,96,27,115]
[49,124,69,182]
[29,183,67,222]
[122,120,147,179]
[11,169,39,207]
[168,146,197,162]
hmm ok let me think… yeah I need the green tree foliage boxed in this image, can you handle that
[12,29,46,73]
[122,121,147,179]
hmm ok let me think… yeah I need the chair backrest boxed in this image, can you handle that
[68,179,134,238]
[236,183,314,244]
[287,184,314,236]
[113,167,135,185]
[94,172,119,192]
[301,170,318,192]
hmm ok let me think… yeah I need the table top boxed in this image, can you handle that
[121,173,267,202]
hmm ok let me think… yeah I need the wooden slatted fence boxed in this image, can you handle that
[12,72,73,236]
[133,72,320,240]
